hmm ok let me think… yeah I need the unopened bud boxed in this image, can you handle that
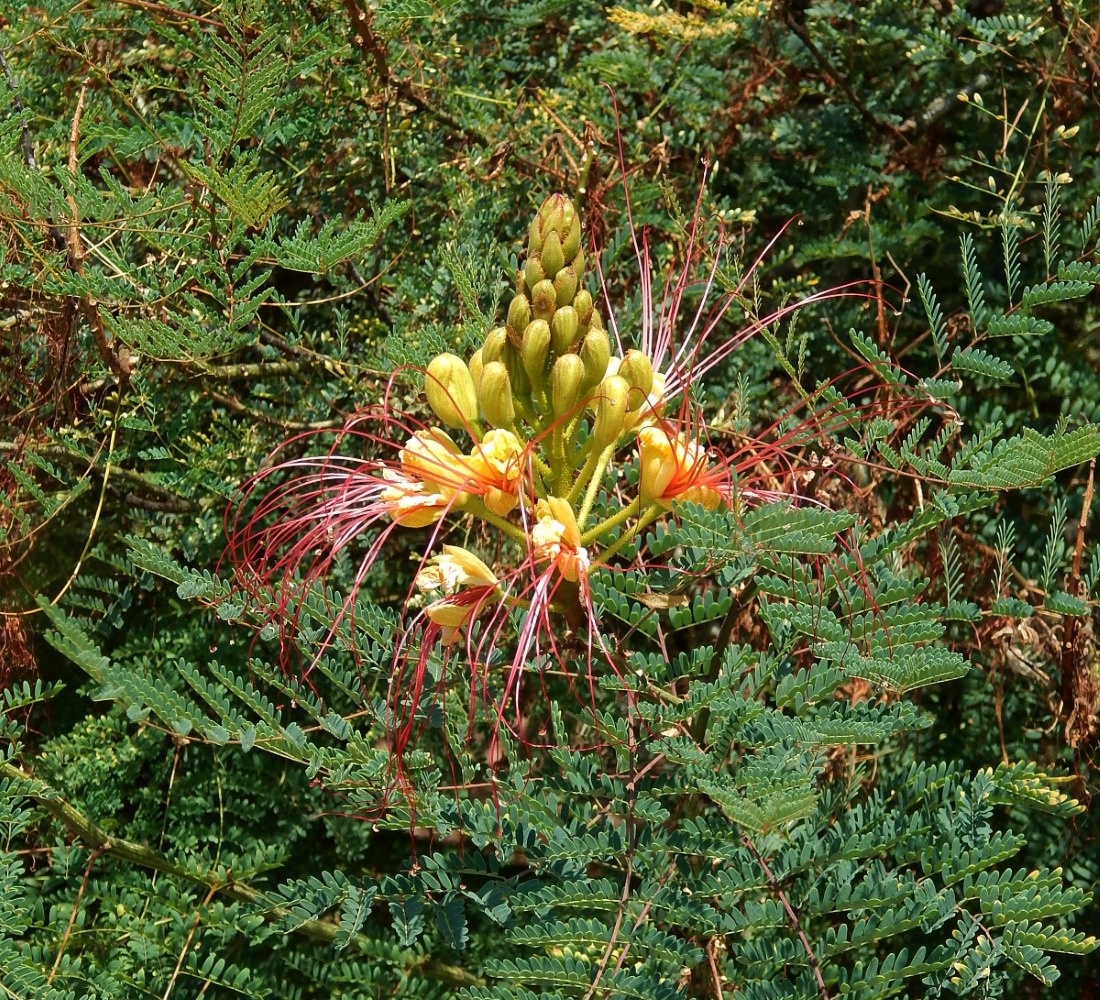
[524,257,545,291]
[537,194,574,238]
[592,375,629,447]
[571,247,585,275]
[554,266,578,307]
[541,230,565,279]
[483,327,508,364]
[507,294,531,338]
[619,350,654,410]
[574,288,593,329]
[551,354,587,419]
[527,217,543,256]
[551,305,579,355]
[478,361,515,429]
[469,348,484,394]
[531,279,557,322]
[503,341,532,401]
[589,307,605,331]
[522,319,552,390]
[562,214,581,261]
[425,353,480,430]
[580,328,611,389]
[516,268,527,297]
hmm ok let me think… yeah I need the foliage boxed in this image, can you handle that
[1,1,1099,998]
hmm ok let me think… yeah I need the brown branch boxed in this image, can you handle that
[1050,0,1100,105]
[1061,458,1097,749]
[65,81,131,383]
[340,0,492,148]
[777,4,903,142]
[742,834,830,1000]
[48,847,104,983]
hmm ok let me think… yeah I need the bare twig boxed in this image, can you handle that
[1061,458,1097,748]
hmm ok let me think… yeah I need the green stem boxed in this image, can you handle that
[581,497,661,548]
[575,444,617,528]
[464,498,525,542]
[592,503,663,564]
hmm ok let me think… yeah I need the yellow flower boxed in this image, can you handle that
[637,424,722,511]
[379,471,450,528]
[467,429,525,516]
[416,545,498,596]
[531,497,590,582]
[424,599,477,644]
[399,428,470,497]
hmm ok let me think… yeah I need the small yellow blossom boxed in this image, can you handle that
[637,425,721,510]
[416,545,498,595]
[379,470,450,528]
[532,497,590,582]
[400,428,470,497]
[424,599,477,644]
[467,429,525,515]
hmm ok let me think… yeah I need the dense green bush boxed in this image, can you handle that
[2,2,1099,997]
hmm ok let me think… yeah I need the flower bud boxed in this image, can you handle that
[516,268,527,297]
[541,230,565,278]
[425,353,479,430]
[550,306,579,355]
[507,294,531,339]
[573,288,593,330]
[527,217,543,257]
[570,247,585,276]
[590,308,605,331]
[478,361,515,429]
[553,266,578,307]
[531,279,557,322]
[524,256,545,291]
[562,214,581,261]
[592,375,629,448]
[469,348,484,394]
[482,327,508,364]
[522,319,551,389]
[537,194,574,237]
[503,341,532,401]
[580,328,611,389]
[550,354,587,419]
[619,350,654,411]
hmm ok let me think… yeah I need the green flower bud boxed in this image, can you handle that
[541,230,565,279]
[550,354,587,419]
[425,353,479,430]
[507,294,531,339]
[580,328,611,389]
[469,348,485,394]
[592,375,629,448]
[503,340,532,401]
[573,288,594,330]
[524,257,545,291]
[590,307,605,331]
[571,247,585,275]
[516,268,527,298]
[551,305,579,355]
[522,319,551,390]
[619,350,654,410]
[478,361,515,429]
[531,279,557,322]
[553,266,578,307]
[527,217,543,257]
[483,327,508,364]
[537,194,574,238]
[562,214,581,261]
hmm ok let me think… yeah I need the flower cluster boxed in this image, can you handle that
[408,194,730,640]
[227,187,872,782]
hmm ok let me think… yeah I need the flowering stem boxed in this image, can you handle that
[465,498,526,542]
[581,497,660,548]
[574,444,617,527]
[592,504,663,564]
